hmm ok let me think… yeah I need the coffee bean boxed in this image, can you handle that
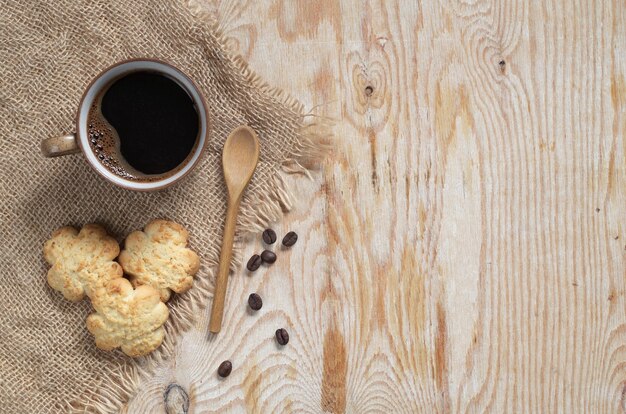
[282,231,298,247]
[262,229,277,245]
[217,360,232,378]
[261,250,276,264]
[248,293,263,310]
[247,254,262,271]
[275,328,289,345]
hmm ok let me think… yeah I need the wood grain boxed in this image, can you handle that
[127,0,626,412]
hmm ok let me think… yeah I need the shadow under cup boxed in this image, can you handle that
[43,59,209,191]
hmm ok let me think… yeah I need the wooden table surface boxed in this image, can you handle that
[128,1,626,412]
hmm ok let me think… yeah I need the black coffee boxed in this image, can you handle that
[87,71,200,180]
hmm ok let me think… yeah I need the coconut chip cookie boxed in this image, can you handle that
[44,224,123,302]
[119,219,200,301]
[87,278,169,357]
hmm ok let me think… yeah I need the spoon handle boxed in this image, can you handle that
[209,198,240,333]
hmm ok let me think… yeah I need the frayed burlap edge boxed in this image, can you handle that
[69,5,332,413]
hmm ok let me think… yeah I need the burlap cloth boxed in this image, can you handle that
[0,1,327,412]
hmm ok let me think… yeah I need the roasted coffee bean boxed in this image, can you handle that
[282,231,298,247]
[247,254,262,271]
[262,229,277,245]
[218,360,232,378]
[261,250,276,264]
[275,328,289,345]
[248,293,263,310]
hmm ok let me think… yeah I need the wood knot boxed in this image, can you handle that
[365,85,374,96]
[164,383,189,414]
[498,60,506,72]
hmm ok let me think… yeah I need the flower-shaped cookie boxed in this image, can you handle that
[87,278,169,357]
[44,224,123,301]
[119,219,200,301]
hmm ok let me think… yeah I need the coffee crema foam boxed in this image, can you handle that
[86,102,196,183]
[87,104,137,180]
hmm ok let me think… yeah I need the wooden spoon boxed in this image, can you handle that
[209,126,260,333]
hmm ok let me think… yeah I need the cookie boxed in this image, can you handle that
[119,219,200,301]
[44,224,123,302]
[87,278,169,357]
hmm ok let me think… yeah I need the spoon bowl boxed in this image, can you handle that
[222,126,260,196]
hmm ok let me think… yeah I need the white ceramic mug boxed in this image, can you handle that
[41,59,210,191]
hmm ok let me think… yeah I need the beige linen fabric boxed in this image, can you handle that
[0,0,325,412]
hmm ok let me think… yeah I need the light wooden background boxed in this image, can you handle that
[128,0,626,412]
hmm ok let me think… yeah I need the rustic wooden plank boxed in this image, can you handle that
[127,0,626,412]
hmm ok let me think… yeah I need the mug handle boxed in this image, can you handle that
[41,134,80,157]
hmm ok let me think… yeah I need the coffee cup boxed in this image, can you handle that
[41,59,209,191]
